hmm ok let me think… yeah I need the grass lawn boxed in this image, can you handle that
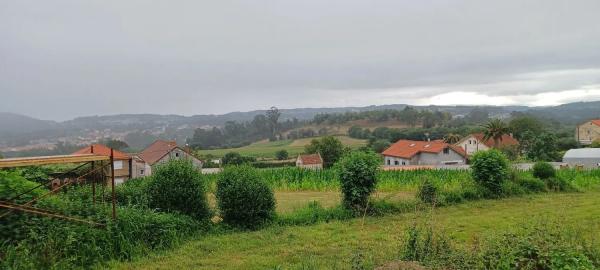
[207,191,415,214]
[112,191,600,269]
[195,135,367,158]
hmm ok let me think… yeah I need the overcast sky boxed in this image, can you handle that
[1,0,600,121]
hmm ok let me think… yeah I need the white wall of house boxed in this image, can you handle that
[384,156,411,166]
[456,135,489,155]
[384,148,465,166]
[418,151,465,165]
[155,148,203,169]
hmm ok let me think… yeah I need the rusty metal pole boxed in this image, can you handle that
[92,161,96,206]
[110,148,116,220]
[91,145,96,206]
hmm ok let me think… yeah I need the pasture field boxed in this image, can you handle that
[195,135,367,158]
[112,191,600,270]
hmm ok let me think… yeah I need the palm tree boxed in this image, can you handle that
[482,119,510,148]
[443,133,462,144]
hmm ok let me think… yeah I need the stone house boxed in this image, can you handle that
[296,153,323,169]
[137,140,203,174]
[576,120,600,145]
[382,139,467,166]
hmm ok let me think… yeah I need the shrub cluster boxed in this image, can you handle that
[533,161,556,179]
[335,151,380,212]
[146,160,211,219]
[397,219,600,269]
[216,165,276,228]
[0,184,199,269]
[470,149,510,198]
[416,177,437,205]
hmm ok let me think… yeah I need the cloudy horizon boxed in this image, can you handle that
[1,0,600,121]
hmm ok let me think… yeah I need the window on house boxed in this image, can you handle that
[140,169,144,175]
[443,148,449,154]
[387,160,390,165]
[113,161,123,170]
[175,152,180,157]
[402,161,406,165]
[394,161,399,165]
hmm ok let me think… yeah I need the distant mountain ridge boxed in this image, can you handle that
[1,101,599,148]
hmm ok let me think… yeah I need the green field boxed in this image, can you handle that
[195,135,367,158]
[112,191,600,269]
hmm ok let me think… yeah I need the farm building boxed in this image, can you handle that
[563,148,600,169]
[296,153,323,169]
[382,139,467,166]
[73,144,132,185]
[137,140,203,174]
[455,133,519,156]
[576,119,600,145]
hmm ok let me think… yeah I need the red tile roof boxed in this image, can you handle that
[72,144,130,160]
[472,133,519,148]
[382,140,466,159]
[138,140,179,165]
[591,120,600,127]
[298,154,323,165]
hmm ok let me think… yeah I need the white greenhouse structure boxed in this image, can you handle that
[563,148,600,169]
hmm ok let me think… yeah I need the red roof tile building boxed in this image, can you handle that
[72,144,132,184]
[382,139,466,166]
[137,140,203,174]
[296,153,323,169]
[455,133,519,156]
[576,119,600,145]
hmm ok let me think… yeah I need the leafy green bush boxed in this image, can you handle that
[546,177,575,192]
[397,219,600,269]
[275,149,289,160]
[416,178,437,205]
[335,151,380,212]
[146,160,210,219]
[222,152,255,165]
[277,201,354,226]
[533,161,556,179]
[0,206,199,269]
[515,175,546,193]
[470,149,510,198]
[0,171,46,243]
[115,177,150,207]
[216,165,276,228]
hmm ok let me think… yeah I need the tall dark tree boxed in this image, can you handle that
[509,115,544,140]
[100,138,129,151]
[305,136,345,168]
[266,106,281,139]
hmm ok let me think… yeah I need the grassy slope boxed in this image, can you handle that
[113,191,600,270]
[195,135,367,158]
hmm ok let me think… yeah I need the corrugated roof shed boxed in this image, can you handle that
[563,148,600,158]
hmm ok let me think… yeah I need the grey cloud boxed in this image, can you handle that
[1,0,600,120]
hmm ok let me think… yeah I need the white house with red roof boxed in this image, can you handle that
[455,133,519,156]
[381,140,467,166]
[296,153,323,169]
[577,119,600,145]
